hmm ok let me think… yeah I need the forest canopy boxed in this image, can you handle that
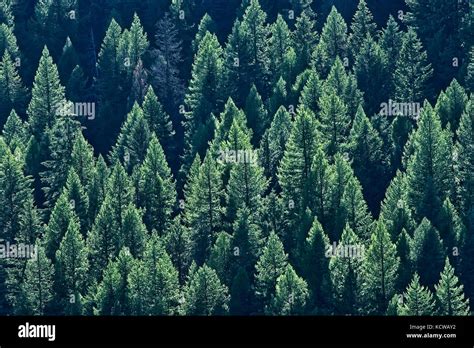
[0,0,473,316]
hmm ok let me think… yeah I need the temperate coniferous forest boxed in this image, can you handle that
[0,0,473,316]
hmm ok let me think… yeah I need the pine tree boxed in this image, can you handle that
[96,19,128,152]
[435,79,467,131]
[87,199,121,279]
[380,15,403,95]
[129,233,180,315]
[223,19,252,104]
[142,87,175,160]
[109,103,151,172]
[41,115,81,208]
[437,198,465,258]
[192,13,216,54]
[87,155,109,226]
[299,69,322,114]
[268,14,291,78]
[104,163,135,237]
[0,0,14,27]
[278,108,318,247]
[411,218,445,288]
[0,23,19,57]
[303,217,332,310]
[239,0,270,96]
[293,10,318,75]
[151,12,184,112]
[95,247,134,315]
[182,32,223,173]
[435,258,470,315]
[126,14,148,72]
[255,232,288,311]
[19,243,54,315]
[244,85,268,144]
[380,171,416,238]
[347,106,387,214]
[269,264,309,315]
[354,36,389,116]
[2,110,28,153]
[394,28,432,102]
[262,106,292,181]
[327,153,353,241]
[323,57,363,119]
[120,203,146,258]
[318,88,349,157]
[137,134,176,234]
[226,141,266,222]
[0,147,32,241]
[341,176,372,241]
[27,46,66,140]
[184,153,223,265]
[406,102,454,224]
[398,273,435,316]
[362,220,399,314]
[214,97,249,147]
[312,6,348,76]
[456,96,474,227]
[329,225,364,314]
[231,207,262,274]
[70,133,95,187]
[0,51,27,126]
[55,219,89,314]
[44,192,79,261]
[208,231,234,283]
[63,169,89,234]
[164,216,193,284]
[348,0,377,61]
[182,263,229,315]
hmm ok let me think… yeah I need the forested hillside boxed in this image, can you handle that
[0,0,473,316]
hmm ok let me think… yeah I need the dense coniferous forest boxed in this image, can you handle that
[0,0,472,316]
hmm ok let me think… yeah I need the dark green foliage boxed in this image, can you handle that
[255,232,288,312]
[349,0,377,61]
[268,264,309,315]
[17,243,54,315]
[347,106,388,214]
[0,1,472,317]
[182,263,229,315]
[435,258,470,315]
[394,28,432,102]
[411,218,445,288]
[313,7,348,76]
[398,273,435,316]
[55,219,89,314]
[0,51,27,126]
[406,102,454,225]
[303,218,332,311]
[27,47,65,140]
[184,153,223,265]
[362,221,399,314]
[129,234,180,315]
[151,12,184,113]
